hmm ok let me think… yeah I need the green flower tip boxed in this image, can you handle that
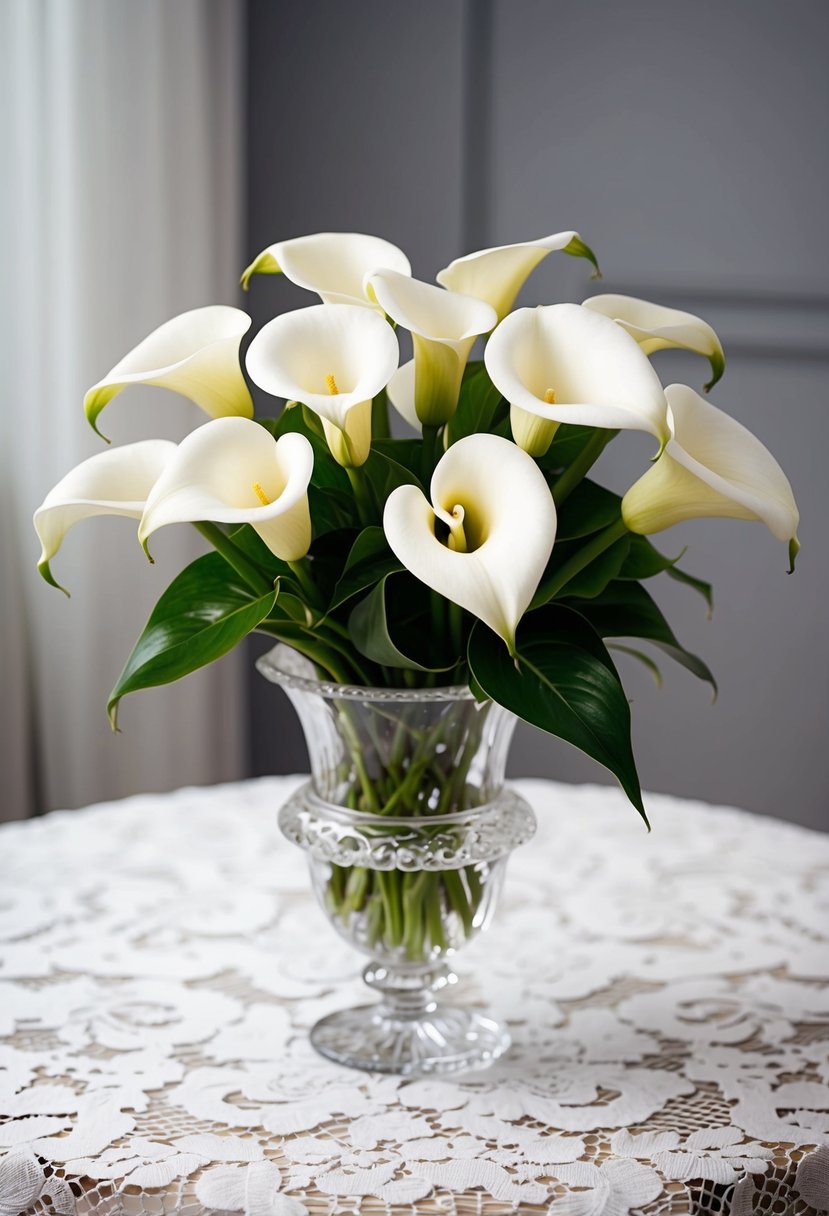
[703,347,726,393]
[239,250,281,292]
[788,536,800,575]
[38,559,70,597]
[564,235,602,280]
[140,535,155,564]
[83,385,116,443]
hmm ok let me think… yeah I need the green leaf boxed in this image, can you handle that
[108,552,276,728]
[537,424,602,472]
[561,535,631,598]
[468,605,646,823]
[532,530,631,606]
[556,479,621,540]
[446,361,507,444]
[618,534,682,580]
[362,447,423,507]
[609,643,663,689]
[329,527,403,612]
[349,573,456,672]
[666,565,714,615]
[569,581,717,694]
[371,438,423,483]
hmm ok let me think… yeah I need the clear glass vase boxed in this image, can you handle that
[257,644,536,1076]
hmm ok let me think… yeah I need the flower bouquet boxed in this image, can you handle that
[35,229,800,1073]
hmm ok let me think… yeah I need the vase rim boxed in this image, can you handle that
[292,781,530,832]
[257,643,476,702]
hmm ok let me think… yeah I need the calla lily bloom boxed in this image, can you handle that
[583,293,725,391]
[436,231,600,322]
[245,303,399,467]
[366,270,496,426]
[386,359,421,432]
[622,384,800,571]
[139,418,313,562]
[383,433,556,652]
[83,306,253,440]
[34,440,176,592]
[240,231,411,306]
[485,303,669,456]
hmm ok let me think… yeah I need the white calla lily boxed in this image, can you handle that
[366,270,497,426]
[34,440,176,592]
[437,231,599,322]
[83,306,253,440]
[240,231,411,306]
[583,293,725,390]
[245,303,399,467]
[622,384,800,570]
[139,418,313,562]
[485,303,669,455]
[383,433,556,652]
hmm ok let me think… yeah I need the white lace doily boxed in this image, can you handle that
[1,776,827,1216]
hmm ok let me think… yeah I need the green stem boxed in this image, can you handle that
[533,518,629,606]
[371,389,391,440]
[288,558,322,609]
[552,429,618,507]
[193,522,272,597]
[346,465,375,525]
[421,424,442,481]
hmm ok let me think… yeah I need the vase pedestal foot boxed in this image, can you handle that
[310,1002,510,1076]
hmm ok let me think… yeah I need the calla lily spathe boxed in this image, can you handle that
[366,270,497,426]
[383,433,556,652]
[583,293,725,390]
[622,384,800,570]
[139,418,314,562]
[83,306,253,440]
[245,303,399,467]
[240,231,412,306]
[386,359,421,432]
[437,231,600,322]
[484,303,669,456]
[34,439,176,591]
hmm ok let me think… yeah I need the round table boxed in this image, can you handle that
[1,777,827,1216]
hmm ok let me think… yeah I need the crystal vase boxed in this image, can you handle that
[257,644,536,1076]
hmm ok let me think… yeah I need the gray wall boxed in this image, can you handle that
[246,0,829,832]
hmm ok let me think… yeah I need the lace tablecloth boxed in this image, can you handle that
[1,777,828,1216]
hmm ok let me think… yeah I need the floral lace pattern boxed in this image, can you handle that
[1,777,827,1215]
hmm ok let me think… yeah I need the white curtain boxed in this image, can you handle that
[0,0,247,820]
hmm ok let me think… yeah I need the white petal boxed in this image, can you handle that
[383,433,556,650]
[320,397,373,467]
[367,272,495,426]
[485,303,669,441]
[623,384,799,549]
[437,231,596,321]
[245,303,398,434]
[584,293,725,389]
[367,269,497,343]
[34,440,176,589]
[241,231,411,306]
[84,306,253,438]
[386,360,421,432]
[139,418,313,562]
